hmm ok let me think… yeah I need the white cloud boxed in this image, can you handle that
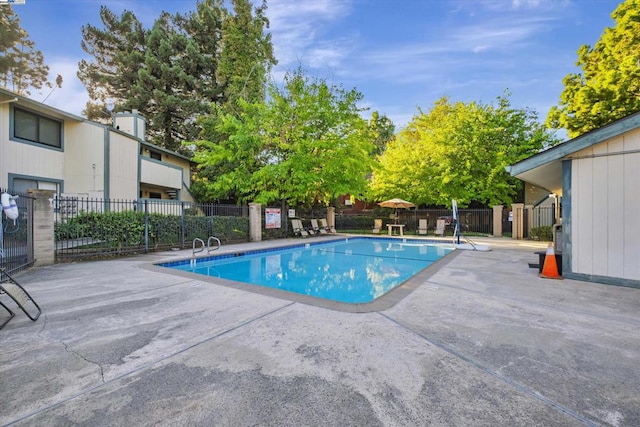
[266,0,354,70]
[36,57,89,117]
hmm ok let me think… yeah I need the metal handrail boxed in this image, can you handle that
[192,238,205,257]
[207,236,221,253]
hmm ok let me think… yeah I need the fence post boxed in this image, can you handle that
[144,200,149,253]
[27,189,56,266]
[492,205,503,237]
[181,202,186,247]
[327,207,335,230]
[511,203,524,240]
[249,203,262,242]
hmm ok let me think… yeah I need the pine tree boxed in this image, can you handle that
[131,12,203,152]
[217,0,277,109]
[78,6,146,121]
[78,2,276,152]
[178,0,225,106]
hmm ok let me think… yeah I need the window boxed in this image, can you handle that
[148,192,162,199]
[13,107,62,148]
[12,177,60,195]
[149,150,162,161]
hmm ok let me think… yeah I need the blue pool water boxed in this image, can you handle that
[158,238,453,304]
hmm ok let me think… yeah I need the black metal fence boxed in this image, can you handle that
[0,188,35,275]
[261,206,332,239]
[335,208,494,236]
[54,197,249,262]
[260,206,495,237]
[531,206,556,228]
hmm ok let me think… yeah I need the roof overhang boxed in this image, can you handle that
[509,161,563,195]
[0,88,84,122]
[509,111,640,197]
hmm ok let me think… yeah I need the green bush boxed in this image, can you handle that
[55,211,249,250]
[529,226,553,241]
[55,211,146,249]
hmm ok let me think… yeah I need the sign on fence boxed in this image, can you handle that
[265,208,281,229]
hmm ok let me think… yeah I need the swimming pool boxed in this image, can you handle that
[157,238,453,304]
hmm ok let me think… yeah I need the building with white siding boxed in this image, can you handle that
[509,113,640,288]
[0,88,194,202]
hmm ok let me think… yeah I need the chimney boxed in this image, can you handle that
[113,110,146,140]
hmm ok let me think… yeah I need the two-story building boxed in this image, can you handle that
[0,87,194,202]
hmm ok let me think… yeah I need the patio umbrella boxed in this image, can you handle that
[378,198,415,223]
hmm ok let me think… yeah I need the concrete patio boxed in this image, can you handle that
[1,237,638,426]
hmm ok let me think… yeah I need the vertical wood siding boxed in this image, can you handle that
[572,131,640,281]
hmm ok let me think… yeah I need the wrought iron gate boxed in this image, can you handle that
[0,189,35,275]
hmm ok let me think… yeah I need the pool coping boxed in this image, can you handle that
[141,236,462,313]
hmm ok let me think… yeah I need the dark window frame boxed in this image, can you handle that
[12,106,63,149]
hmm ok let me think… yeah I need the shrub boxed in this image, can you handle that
[55,210,249,251]
[529,226,553,241]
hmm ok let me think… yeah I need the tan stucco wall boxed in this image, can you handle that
[63,121,106,194]
[109,130,139,200]
[1,103,65,188]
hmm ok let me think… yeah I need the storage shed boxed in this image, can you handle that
[509,113,640,288]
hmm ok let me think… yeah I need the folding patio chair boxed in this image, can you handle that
[319,218,336,234]
[0,268,42,329]
[291,219,310,238]
[0,300,15,329]
[417,219,428,235]
[310,219,327,235]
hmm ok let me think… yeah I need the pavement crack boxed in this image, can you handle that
[5,302,295,426]
[62,341,105,383]
[378,312,599,427]
[37,312,47,335]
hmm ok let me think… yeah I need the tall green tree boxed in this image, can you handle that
[217,0,276,109]
[78,6,146,121]
[190,68,374,206]
[178,0,225,105]
[130,12,203,152]
[368,111,395,155]
[0,6,58,95]
[79,1,275,151]
[547,0,640,138]
[371,94,559,207]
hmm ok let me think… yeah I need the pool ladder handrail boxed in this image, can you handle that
[192,238,205,257]
[207,236,221,253]
[192,236,221,258]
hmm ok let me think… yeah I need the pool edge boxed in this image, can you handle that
[140,238,461,313]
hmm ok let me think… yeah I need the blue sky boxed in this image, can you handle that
[12,0,621,134]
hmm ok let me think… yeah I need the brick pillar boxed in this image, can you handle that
[327,207,336,230]
[27,189,56,266]
[511,203,524,240]
[249,203,262,242]
[492,205,503,237]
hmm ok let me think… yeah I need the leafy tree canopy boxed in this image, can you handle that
[369,111,395,156]
[371,93,559,208]
[0,6,61,96]
[190,68,375,206]
[547,0,640,138]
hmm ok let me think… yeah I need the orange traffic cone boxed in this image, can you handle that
[539,242,563,279]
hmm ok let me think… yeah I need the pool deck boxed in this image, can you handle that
[1,236,639,426]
